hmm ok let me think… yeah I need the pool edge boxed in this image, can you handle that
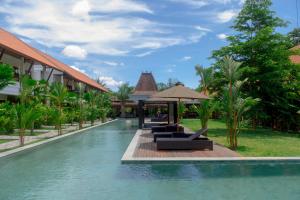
[0,119,118,159]
[121,129,300,163]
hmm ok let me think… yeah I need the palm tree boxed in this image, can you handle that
[77,83,85,129]
[97,92,111,122]
[15,104,42,146]
[116,83,132,118]
[49,83,68,135]
[195,65,214,96]
[178,101,187,123]
[192,100,216,135]
[220,56,258,150]
[85,90,98,126]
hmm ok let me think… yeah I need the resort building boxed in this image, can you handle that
[0,28,107,101]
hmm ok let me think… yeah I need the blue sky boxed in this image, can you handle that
[0,0,298,90]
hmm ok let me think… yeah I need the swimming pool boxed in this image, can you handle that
[0,119,299,200]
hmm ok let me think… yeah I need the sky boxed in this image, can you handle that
[0,0,298,90]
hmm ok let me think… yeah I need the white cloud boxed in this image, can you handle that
[168,0,208,7]
[216,9,238,23]
[0,0,208,56]
[70,65,87,74]
[136,51,154,57]
[62,45,87,59]
[168,0,240,7]
[181,56,192,61]
[194,26,212,32]
[102,61,124,66]
[217,33,228,40]
[166,68,174,73]
[96,0,153,13]
[99,76,123,87]
[71,0,91,19]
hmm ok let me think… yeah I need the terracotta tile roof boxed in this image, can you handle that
[37,50,108,92]
[133,72,157,95]
[0,28,107,92]
[0,28,60,71]
[290,55,300,64]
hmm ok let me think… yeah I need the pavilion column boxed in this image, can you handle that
[173,102,178,124]
[168,103,174,124]
[138,100,144,129]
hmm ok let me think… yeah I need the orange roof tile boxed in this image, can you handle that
[0,28,60,71]
[40,52,108,92]
[0,28,107,92]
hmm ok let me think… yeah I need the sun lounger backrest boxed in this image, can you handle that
[188,128,208,140]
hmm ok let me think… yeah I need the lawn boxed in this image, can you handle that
[0,139,14,144]
[181,119,300,157]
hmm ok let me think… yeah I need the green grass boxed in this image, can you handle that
[0,139,14,144]
[181,119,300,157]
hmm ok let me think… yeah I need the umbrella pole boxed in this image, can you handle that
[177,98,181,132]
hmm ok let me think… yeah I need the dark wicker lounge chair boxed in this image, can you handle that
[153,128,207,142]
[151,114,168,122]
[151,124,184,133]
[156,128,213,150]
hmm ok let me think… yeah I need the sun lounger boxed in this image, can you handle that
[151,124,184,133]
[156,128,213,150]
[151,114,168,122]
[153,128,207,142]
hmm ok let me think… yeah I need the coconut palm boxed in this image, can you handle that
[195,65,214,96]
[116,83,132,118]
[49,83,68,135]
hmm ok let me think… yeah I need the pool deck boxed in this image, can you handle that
[121,129,300,162]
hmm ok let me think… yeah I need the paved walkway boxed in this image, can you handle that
[122,128,240,162]
[0,121,103,151]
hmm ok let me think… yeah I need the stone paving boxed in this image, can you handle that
[0,121,103,151]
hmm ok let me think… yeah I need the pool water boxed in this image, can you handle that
[0,119,299,200]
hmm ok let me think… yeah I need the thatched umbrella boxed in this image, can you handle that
[153,83,208,127]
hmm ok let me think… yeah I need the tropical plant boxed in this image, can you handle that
[77,83,85,129]
[192,100,215,135]
[178,101,187,123]
[219,57,259,149]
[288,28,300,47]
[97,92,112,122]
[116,83,132,118]
[85,90,98,125]
[0,102,16,133]
[195,65,214,96]
[0,63,14,90]
[212,0,300,131]
[66,92,78,125]
[49,82,68,135]
[15,104,42,146]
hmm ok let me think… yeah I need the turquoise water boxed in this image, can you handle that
[0,119,299,200]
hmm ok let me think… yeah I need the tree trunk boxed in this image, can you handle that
[19,128,25,146]
[120,102,125,118]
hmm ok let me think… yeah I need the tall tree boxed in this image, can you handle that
[212,0,300,131]
[116,83,132,118]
